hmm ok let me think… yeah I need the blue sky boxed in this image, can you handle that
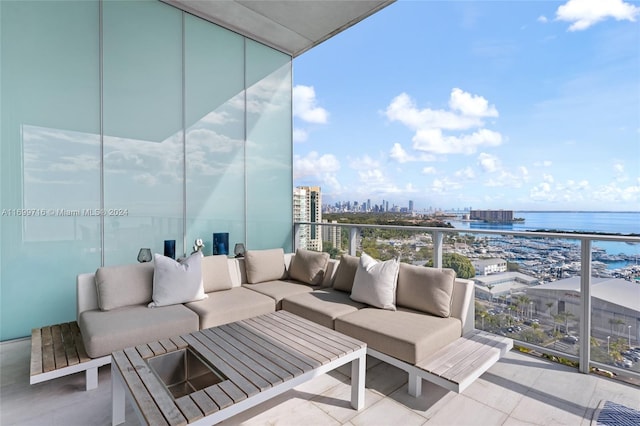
[292,0,640,212]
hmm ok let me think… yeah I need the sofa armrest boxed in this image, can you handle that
[77,273,99,321]
[450,278,475,335]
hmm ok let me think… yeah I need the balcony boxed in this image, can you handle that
[1,224,638,425]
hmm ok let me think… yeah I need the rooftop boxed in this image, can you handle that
[2,337,638,425]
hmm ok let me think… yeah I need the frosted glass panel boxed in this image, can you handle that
[102,0,183,264]
[0,0,100,340]
[185,15,245,255]
[245,41,293,251]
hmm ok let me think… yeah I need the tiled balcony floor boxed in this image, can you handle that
[1,338,638,425]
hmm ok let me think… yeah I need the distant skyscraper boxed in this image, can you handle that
[293,187,308,249]
[409,200,414,212]
[296,186,322,251]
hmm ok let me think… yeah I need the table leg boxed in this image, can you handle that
[350,351,366,410]
[112,367,125,426]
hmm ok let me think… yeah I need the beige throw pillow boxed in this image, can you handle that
[396,263,456,317]
[201,255,233,292]
[95,262,154,311]
[350,253,399,311]
[244,248,287,284]
[332,254,360,292]
[148,253,207,307]
[288,249,329,286]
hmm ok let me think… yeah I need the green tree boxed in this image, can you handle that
[322,242,340,259]
[426,253,475,279]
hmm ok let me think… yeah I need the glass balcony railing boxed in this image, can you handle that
[294,221,640,384]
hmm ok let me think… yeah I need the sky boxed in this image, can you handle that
[292,0,640,212]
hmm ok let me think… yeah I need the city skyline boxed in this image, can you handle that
[292,0,640,212]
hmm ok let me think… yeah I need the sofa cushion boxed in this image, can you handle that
[288,249,329,286]
[185,287,275,329]
[148,253,207,307]
[95,262,154,311]
[335,308,462,364]
[244,248,287,284]
[396,264,456,317]
[79,304,199,358]
[242,280,314,309]
[282,288,366,329]
[332,254,359,292]
[350,253,399,311]
[201,255,233,292]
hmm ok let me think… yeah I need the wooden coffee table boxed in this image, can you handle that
[112,311,367,425]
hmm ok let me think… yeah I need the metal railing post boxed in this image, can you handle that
[349,227,359,256]
[433,231,443,268]
[579,238,592,374]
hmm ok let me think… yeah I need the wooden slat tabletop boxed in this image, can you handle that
[112,311,365,425]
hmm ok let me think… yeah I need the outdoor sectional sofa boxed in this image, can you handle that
[74,248,495,395]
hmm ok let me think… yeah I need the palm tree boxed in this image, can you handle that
[545,302,554,316]
[557,311,574,334]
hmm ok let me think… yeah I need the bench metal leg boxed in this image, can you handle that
[408,372,422,397]
[351,352,366,410]
[86,366,98,391]
[112,366,126,426]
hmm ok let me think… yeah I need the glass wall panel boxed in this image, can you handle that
[102,0,183,264]
[0,1,100,340]
[184,15,245,256]
[245,41,293,251]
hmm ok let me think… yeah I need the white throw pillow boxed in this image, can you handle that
[350,253,399,311]
[148,253,207,307]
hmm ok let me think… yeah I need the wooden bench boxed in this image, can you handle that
[30,321,111,390]
[368,330,513,396]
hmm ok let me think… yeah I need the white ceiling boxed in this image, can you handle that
[162,0,396,57]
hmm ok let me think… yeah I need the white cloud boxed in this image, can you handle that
[422,166,437,175]
[385,89,503,156]
[613,162,625,174]
[413,128,502,155]
[293,85,329,124]
[389,143,412,163]
[293,128,308,143]
[389,142,437,162]
[534,160,553,167]
[538,15,549,23]
[455,167,476,179]
[350,155,380,170]
[448,88,498,117]
[294,151,340,179]
[477,153,501,172]
[556,0,640,31]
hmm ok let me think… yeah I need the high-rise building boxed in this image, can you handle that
[296,186,322,251]
[322,219,341,251]
[293,187,308,249]
[409,200,414,212]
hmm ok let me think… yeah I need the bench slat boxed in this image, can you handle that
[269,312,356,355]
[206,327,294,382]
[30,328,43,376]
[197,330,275,391]
[245,316,331,364]
[112,350,169,426]
[212,381,243,406]
[135,344,155,359]
[61,323,80,366]
[258,314,343,360]
[181,333,259,398]
[70,322,91,363]
[123,347,187,426]
[190,389,219,416]
[231,321,316,372]
[41,326,55,372]
[219,323,303,377]
[175,396,204,423]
